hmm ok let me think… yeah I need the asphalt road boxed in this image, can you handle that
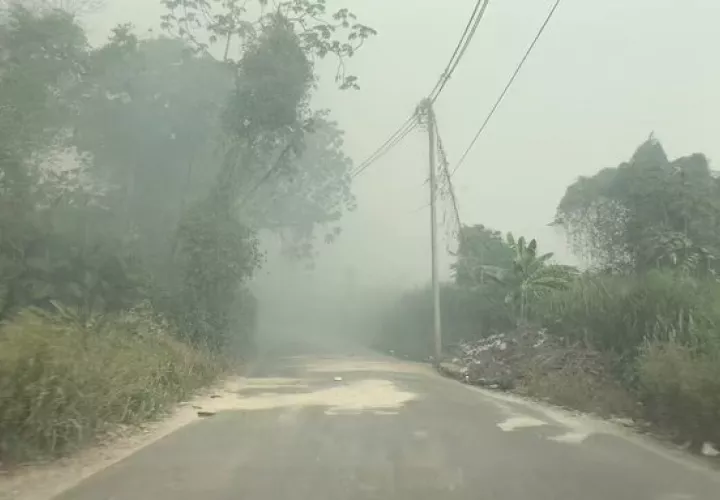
[57,341,720,500]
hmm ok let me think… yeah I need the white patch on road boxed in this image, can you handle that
[461,385,607,446]
[548,431,591,444]
[305,359,431,375]
[217,378,416,414]
[450,376,720,478]
[701,442,719,457]
[1,362,418,500]
[497,416,547,432]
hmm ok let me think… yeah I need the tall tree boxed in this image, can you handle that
[156,1,376,345]
[71,32,234,271]
[555,137,720,275]
[451,224,514,286]
[0,6,144,321]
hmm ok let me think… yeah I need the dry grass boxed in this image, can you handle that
[637,339,720,449]
[0,309,226,464]
[520,362,639,419]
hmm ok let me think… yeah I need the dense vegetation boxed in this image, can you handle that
[0,1,374,462]
[379,138,720,450]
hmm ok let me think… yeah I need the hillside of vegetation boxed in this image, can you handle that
[377,138,720,454]
[0,2,374,464]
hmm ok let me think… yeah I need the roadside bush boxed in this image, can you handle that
[0,308,225,463]
[445,328,638,418]
[537,271,720,358]
[521,351,638,418]
[375,283,512,360]
[637,339,720,449]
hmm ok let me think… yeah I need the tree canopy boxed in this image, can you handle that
[0,1,376,348]
[555,137,720,276]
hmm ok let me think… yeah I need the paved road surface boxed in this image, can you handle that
[57,342,720,500]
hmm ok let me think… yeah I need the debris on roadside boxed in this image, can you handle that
[440,327,610,392]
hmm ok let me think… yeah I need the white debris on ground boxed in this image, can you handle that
[702,442,720,457]
[443,328,555,389]
[442,327,611,392]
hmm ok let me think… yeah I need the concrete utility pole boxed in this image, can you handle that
[422,99,442,364]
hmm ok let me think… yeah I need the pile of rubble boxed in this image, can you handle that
[439,327,602,391]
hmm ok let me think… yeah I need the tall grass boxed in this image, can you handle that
[537,270,720,356]
[379,269,720,446]
[537,270,720,443]
[637,339,720,448]
[0,309,225,463]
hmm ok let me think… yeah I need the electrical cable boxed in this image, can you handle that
[351,114,418,178]
[451,0,562,176]
[352,0,491,179]
[429,0,490,103]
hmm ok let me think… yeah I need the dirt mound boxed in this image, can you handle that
[442,328,605,390]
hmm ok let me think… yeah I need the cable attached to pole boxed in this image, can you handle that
[430,0,491,103]
[351,114,418,179]
[352,0,491,180]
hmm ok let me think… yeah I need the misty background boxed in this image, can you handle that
[79,0,720,336]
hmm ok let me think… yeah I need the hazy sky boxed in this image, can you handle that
[84,0,720,296]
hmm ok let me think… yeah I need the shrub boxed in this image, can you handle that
[537,271,720,358]
[637,339,720,449]
[0,308,224,463]
[521,351,638,418]
[375,283,513,360]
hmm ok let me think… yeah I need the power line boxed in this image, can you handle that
[436,122,462,232]
[429,0,491,103]
[352,0,491,180]
[451,0,562,177]
[351,114,418,178]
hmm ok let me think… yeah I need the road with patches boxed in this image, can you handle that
[51,342,720,500]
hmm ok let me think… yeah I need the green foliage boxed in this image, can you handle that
[452,224,514,286]
[156,0,374,257]
[0,5,87,161]
[0,308,223,462]
[376,284,513,360]
[225,18,312,142]
[173,196,260,348]
[537,271,720,358]
[160,0,377,89]
[0,0,374,466]
[71,35,234,275]
[381,135,720,446]
[247,115,355,254]
[555,136,720,275]
[637,339,720,447]
[486,234,577,322]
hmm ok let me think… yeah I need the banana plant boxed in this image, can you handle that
[484,234,578,323]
